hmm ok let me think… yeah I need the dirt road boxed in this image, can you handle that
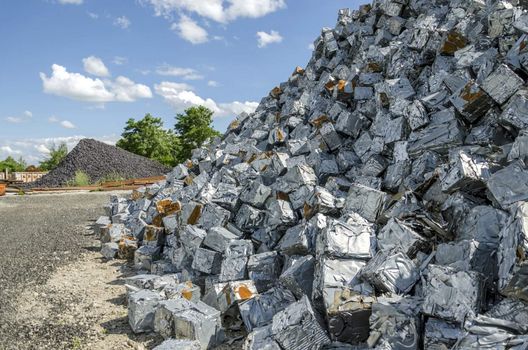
[0,192,162,350]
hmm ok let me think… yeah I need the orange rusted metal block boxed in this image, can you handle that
[440,31,467,55]
[270,86,283,98]
[187,204,203,225]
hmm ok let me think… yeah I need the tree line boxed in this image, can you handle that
[0,106,220,172]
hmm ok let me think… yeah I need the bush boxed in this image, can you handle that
[67,171,91,187]
[97,172,127,184]
[40,143,68,171]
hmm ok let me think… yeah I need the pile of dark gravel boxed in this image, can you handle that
[28,138,170,188]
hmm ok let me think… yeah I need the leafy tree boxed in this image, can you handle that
[174,106,221,163]
[116,114,179,167]
[40,143,68,171]
[0,156,27,172]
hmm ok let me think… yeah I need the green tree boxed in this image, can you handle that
[0,156,27,172]
[40,143,68,171]
[116,114,179,167]
[174,106,221,163]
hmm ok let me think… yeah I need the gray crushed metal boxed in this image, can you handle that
[94,0,528,348]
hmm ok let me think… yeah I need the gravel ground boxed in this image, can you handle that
[0,191,162,350]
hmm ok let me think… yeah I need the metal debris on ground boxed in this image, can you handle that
[94,0,528,348]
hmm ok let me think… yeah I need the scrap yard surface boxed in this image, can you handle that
[0,192,163,350]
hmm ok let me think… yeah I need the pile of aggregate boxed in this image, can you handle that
[95,0,528,348]
[28,139,170,188]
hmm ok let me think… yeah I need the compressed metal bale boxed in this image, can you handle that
[498,202,528,291]
[239,287,296,332]
[101,242,119,259]
[101,223,128,243]
[440,150,491,194]
[265,199,297,229]
[134,245,160,271]
[326,293,375,344]
[407,108,465,156]
[435,240,496,281]
[128,289,162,334]
[247,251,282,292]
[217,280,258,313]
[345,183,388,222]
[312,256,369,312]
[203,226,238,253]
[219,256,248,282]
[143,225,165,247]
[499,90,528,131]
[198,203,231,231]
[154,298,196,339]
[501,263,528,302]
[279,255,315,299]
[94,216,111,236]
[316,215,376,260]
[481,64,524,105]
[486,298,528,326]
[243,324,281,350]
[377,218,428,258]
[235,204,267,232]
[361,251,420,294]
[423,318,463,350]
[454,314,528,349]
[487,162,528,208]
[173,308,223,349]
[179,226,207,254]
[367,296,422,350]
[271,295,331,350]
[422,264,484,324]
[277,223,314,256]
[239,181,271,208]
[191,248,222,275]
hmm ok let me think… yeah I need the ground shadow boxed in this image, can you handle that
[100,316,164,349]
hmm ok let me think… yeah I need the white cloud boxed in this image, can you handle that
[113,56,128,65]
[87,12,99,19]
[308,43,315,50]
[82,56,110,77]
[219,101,259,115]
[40,63,152,103]
[60,120,76,129]
[49,116,76,129]
[0,135,119,164]
[156,65,204,80]
[41,64,114,102]
[106,76,153,102]
[0,146,21,155]
[4,111,33,124]
[172,15,208,44]
[57,0,83,4]
[143,0,286,23]
[154,81,258,118]
[5,117,23,124]
[114,16,131,29]
[207,80,219,87]
[35,144,51,154]
[155,81,219,113]
[257,30,283,48]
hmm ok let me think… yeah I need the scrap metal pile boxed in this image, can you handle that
[96,0,528,348]
[28,139,170,188]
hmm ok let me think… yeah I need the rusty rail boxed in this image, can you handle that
[23,176,166,194]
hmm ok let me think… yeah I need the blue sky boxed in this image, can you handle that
[0,0,361,164]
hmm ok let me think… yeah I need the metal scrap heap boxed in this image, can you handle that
[96,0,528,348]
